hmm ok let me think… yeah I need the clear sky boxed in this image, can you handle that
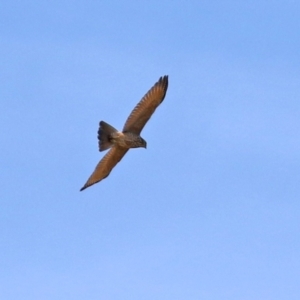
[1,1,300,299]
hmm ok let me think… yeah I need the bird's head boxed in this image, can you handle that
[140,137,147,149]
[136,137,147,149]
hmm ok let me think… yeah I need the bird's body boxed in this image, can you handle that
[107,130,146,149]
[80,75,169,191]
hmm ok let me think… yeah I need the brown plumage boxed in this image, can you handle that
[80,75,169,191]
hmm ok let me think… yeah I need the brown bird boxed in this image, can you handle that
[80,75,169,191]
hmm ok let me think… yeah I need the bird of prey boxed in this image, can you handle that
[80,75,169,191]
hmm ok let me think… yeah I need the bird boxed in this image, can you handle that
[80,75,169,191]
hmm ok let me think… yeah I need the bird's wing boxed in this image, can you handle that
[80,146,128,191]
[123,76,168,134]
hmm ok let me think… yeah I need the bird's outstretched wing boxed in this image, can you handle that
[123,76,168,134]
[80,146,128,191]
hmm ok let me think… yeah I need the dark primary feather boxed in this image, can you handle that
[123,76,168,134]
[80,147,128,191]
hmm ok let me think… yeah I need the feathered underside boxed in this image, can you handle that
[123,75,168,135]
[80,146,128,191]
[80,75,169,191]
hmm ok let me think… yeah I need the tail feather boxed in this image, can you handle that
[98,121,117,151]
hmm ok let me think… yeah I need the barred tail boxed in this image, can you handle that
[98,121,117,151]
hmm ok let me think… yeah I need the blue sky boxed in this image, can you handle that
[1,1,300,299]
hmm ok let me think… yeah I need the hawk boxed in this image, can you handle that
[80,75,169,191]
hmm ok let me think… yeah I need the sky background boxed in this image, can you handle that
[1,1,300,299]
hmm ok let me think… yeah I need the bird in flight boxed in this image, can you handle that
[80,75,169,191]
